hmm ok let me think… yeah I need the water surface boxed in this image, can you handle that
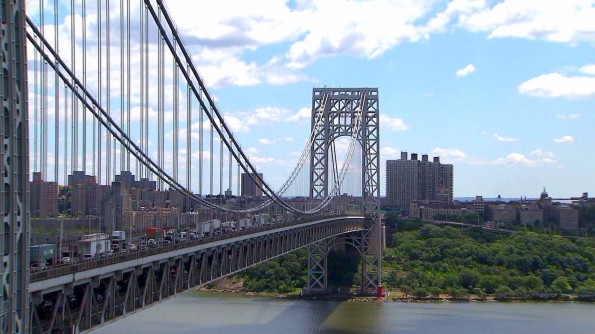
[92,292,595,333]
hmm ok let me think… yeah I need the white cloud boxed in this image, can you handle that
[491,149,556,166]
[381,146,400,157]
[380,114,409,131]
[460,0,595,44]
[554,135,574,143]
[285,0,432,69]
[455,64,476,77]
[288,107,312,122]
[247,147,260,155]
[222,115,250,133]
[493,133,517,142]
[284,137,294,142]
[259,138,276,145]
[518,73,595,99]
[555,113,581,120]
[423,0,487,34]
[579,64,595,75]
[432,147,467,158]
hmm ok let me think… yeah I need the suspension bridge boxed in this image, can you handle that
[1,1,381,333]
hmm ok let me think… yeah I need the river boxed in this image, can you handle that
[91,291,595,333]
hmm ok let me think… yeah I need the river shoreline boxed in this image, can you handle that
[198,285,595,303]
[198,277,595,302]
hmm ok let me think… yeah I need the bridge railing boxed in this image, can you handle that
[30,214,359,282]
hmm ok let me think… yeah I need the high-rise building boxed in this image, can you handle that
[30,172,58,217]
[386,152,453,213]
[241,173,263,197]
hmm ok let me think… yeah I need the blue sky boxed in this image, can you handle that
[161,0,595,198]
[28,1,595,199]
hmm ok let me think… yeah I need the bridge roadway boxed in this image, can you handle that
[28,215,365,333]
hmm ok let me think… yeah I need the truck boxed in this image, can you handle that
[238,218,252,230]
[111,230,126,243]
[146,227,164,240]
[30,244,57,265]
[78,233,110,258]
[252,214,270,226]
[210,219,222,231]
[61,244,79,258]
[199,221,211,235]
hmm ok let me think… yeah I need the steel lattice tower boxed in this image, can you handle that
[307,87,381,295]
[1,0,30,332]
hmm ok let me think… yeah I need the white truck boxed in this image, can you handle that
[112,230,126,243]
[238,218,252,230]
[79,233,110,258]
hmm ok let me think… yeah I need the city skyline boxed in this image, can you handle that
[159,0,594,199]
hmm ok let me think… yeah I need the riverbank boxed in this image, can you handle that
[199,278,594,303]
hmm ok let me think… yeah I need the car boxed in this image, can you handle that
[83,254,93,261]
[127,243,137,251]
[62,256,71,264]
[147,239,157,248]
[29,261,48,271]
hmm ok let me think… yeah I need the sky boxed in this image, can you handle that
[28,0,595,199]
[157,0,595,199]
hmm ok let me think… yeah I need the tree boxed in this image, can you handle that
[446,287,468,299]
[479,275,504,294]
[459,269,480,291]
[412,287,429,298]
[494,286,514,299]
[552,277,572,294]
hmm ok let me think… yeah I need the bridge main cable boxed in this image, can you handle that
[145,0,297,210]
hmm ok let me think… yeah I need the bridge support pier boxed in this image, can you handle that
[304,239,329,295]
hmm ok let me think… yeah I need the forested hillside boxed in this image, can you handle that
[236,219,595,299]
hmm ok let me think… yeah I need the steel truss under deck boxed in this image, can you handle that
[307,88,381,295]
[28,216,363,333]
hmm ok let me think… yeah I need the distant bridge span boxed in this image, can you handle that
[29,216,365,333]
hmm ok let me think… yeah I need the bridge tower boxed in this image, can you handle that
[306,88,381,295]
[1,1,30,333]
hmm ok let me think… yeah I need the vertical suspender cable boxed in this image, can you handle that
[106,0,112,183]
[138,0,144,178]
[82,0,87,172]
[186,65,191,190]
[120,0,125,173]
[54,0,60,183]
[173,43,179,182]
[64,85,69,184]
[199,89,203,196]
[210,121,213,196]
[228,146,232,195]
[33,35,39,172]
[127,0,131,171]
[71,0,78,172]
[97,0,102,184]
[144,7,150,180]
[219,131,223,195]
[158,10,164,189]
[41,0,48,180]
